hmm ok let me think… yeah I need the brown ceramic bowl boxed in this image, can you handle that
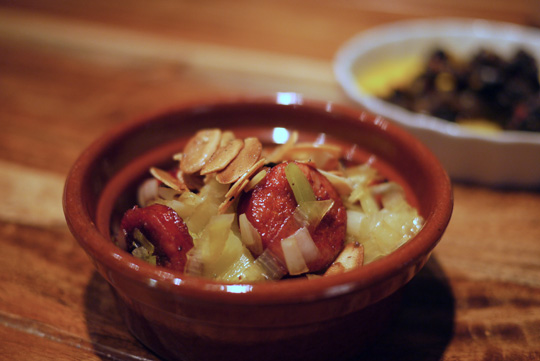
[63,95,453,361]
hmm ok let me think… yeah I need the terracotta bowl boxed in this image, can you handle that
[63,95,453,361]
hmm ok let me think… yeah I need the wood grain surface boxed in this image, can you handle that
[1,1,539,360]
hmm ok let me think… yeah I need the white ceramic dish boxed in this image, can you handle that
[334,18,540,188]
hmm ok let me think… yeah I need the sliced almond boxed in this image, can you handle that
[180,128,222,174]
[324,242,364,276]
[265,130,298,163]
[150,167,188,192]
[244,168,268,192]
[176,169,204,191]
[218,177,249,215]
[220,130,236,145]
[172,152,183,162]
[216,137,262,184]
[281,142,342,170]
[225,158,266,199]
[284,142,342,158]
[200,138,244,175]
[218,158,266,214]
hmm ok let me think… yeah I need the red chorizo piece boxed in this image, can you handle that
[120,204,194,272]
[238,162,347,273]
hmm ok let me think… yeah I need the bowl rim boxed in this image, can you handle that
[333,17,540,146]
[63,95,453,305]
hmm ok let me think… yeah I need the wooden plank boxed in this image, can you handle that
[0,315,158,360]
[0,8,334,85]
[436,185,540,288]
[0,221,158,360]
[0,0,536,59]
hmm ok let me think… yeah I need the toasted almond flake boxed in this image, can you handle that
[200,139,244,175]
[281,142,342,170]
[150,167,188,192]
[318,169,353,197]
[265,130,298,163]
[218,158,266,214]
[172,152,183,162]
[216,137,262,184]
[324,242,364,276]
[217,177,249,215]
[284,142,342,158]
[225,158,266,199]
[220,130,236,145]
[244,168,267,192]
[176,169,204,191]
[180,128,222,174]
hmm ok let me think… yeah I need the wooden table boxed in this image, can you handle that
[1,1,539,360]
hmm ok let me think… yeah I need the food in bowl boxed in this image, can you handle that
[389,49,538,131]
[115,128,424,282]
[358,48,540,133]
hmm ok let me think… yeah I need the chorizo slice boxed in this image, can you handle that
[120,203,194,272]
[238,162,346,273]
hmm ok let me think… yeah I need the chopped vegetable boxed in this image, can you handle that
[294,199,334,229]
[118,128,425,282]
[285,162,316,203]
[131,229,157,265]
[238,213,264,256]
[281,233,309,275]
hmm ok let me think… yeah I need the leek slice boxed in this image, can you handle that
[253,249,287,280]
[131,229,157,265]
[293,227,320,264]
[196,213,235,264]
[219,251,268,283]
[238,213,264,256]
[294,199,334,229]
[281,235,309,275]
[280,227,320,275]
[205,231,243,278]
[285,162,316,203]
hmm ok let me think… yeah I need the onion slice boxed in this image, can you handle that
[184,248,204,276]
[280,227,320,275]
[254,248,287,280]
[294,199,334,229]
[293,227,320,264]
[281,236,308,275]
[238,213,264,256]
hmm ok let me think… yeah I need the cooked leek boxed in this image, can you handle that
[294,199,334,229]
[238,213,264,256]
[131,229,157,265]
[285,162,316,203]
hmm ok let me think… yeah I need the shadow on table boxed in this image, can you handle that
[83,256,454,361]
[346,256,455,361]
[83,272,160,360]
